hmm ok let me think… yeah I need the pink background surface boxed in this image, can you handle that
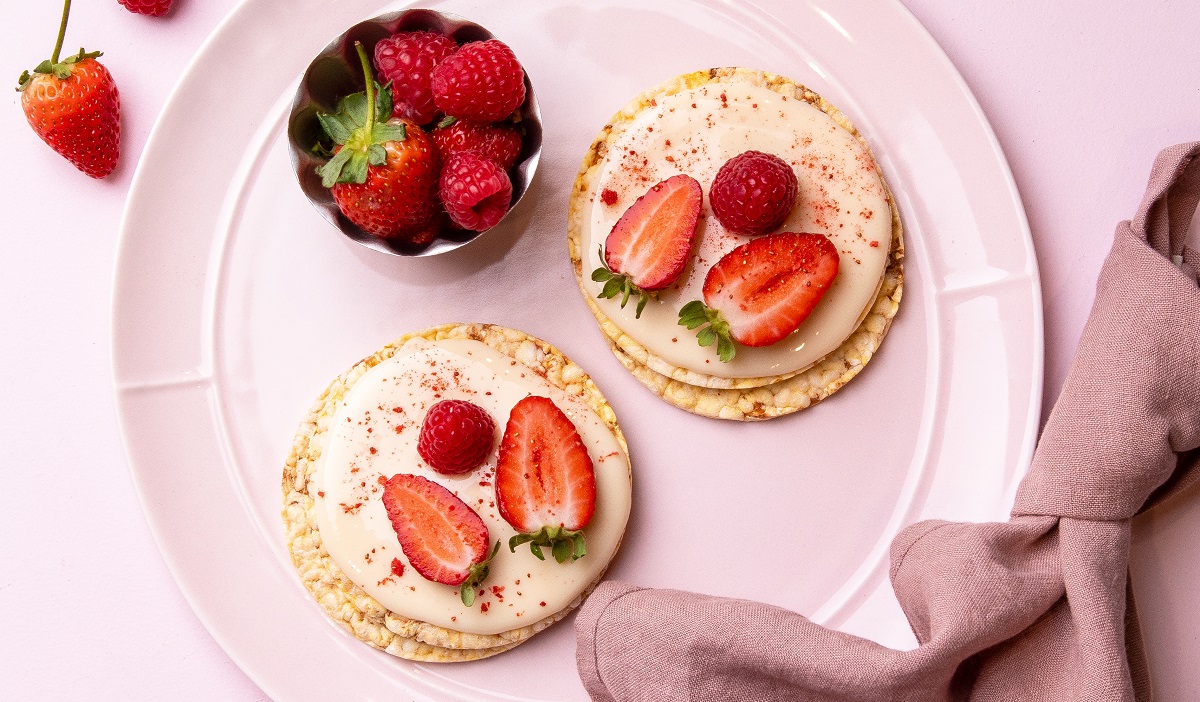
[1,1,1197,699]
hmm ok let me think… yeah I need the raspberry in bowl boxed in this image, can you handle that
[287,10,542,257]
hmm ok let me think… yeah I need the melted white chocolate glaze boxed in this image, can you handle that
[583,81,892,378]
[312,338,631,636]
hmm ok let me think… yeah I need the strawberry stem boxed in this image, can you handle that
[51,0,71,64]
[354,42,375,128]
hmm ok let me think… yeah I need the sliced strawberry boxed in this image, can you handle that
[381,473,498,605]
[495,396,596,563]
[591,174,702,318]
[679,232,840,361]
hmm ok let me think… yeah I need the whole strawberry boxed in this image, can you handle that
[373,31,458,126]
[317,42,440,243]
[117,0,173,16]
[431,39,526,123]
[18,0,121,178]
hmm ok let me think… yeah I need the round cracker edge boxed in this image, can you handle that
[567,66,904,420]
[281,322,631,661]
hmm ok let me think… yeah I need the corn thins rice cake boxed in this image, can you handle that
[568,67,904,420]
[282,323,631,661]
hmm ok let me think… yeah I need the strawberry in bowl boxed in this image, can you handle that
[287,9,542,257]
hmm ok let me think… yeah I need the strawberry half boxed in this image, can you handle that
[679,232,840,361]
[591,175,702,318]
[495,396,596,563]
[381,473,499,606]
[316,42,440,243]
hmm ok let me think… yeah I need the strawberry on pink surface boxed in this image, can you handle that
[317,42,440,243]
[495,396,596,564]
[430,118,523,171]
[709,150,799,235]
[679,232,840,361]
[18,0,120,178]
[417,400,496,475]
[117,0,172,16]
[431,39,526,123]
[592,174,703,318]
[381,473,498,606]
[373,31,458,126]
[439,151,513,231]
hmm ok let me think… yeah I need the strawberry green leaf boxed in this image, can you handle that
[372,122,407,143]
[509,526,588,564]
[458,540,501,607]
[317,113,352,145]
[677,301,738,362]
[601,276,623,299]
[317,148,353,188]
[678,300,710,329]
[594,261,654,319]
[341,92,369,127]
[717,335,736,363]
[437,115,457,129]
[367,144,387,166]
[375,83,393,122]
[342,152,369,184]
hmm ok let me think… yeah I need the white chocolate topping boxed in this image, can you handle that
[311,338,631,635]
[582,81,892,378]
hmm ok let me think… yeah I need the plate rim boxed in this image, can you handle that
[111,0,1044,698]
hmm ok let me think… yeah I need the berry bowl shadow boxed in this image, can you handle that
[287,9,543,257]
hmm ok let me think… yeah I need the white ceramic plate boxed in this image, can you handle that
[112,0,1042,699]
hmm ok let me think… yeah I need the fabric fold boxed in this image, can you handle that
[576,142,1200,701]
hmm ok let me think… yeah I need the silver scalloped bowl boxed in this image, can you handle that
[287,9,543,257]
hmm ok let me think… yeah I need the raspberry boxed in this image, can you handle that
[373,31,458,125]
[430,119,523,171]
[117,0,173,16]
[708,150,798,235]
[417,400,496,475]
[438,151,513,231]
[430,40,526,123]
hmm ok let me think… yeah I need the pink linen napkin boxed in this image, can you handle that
[575,142,1200,701]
